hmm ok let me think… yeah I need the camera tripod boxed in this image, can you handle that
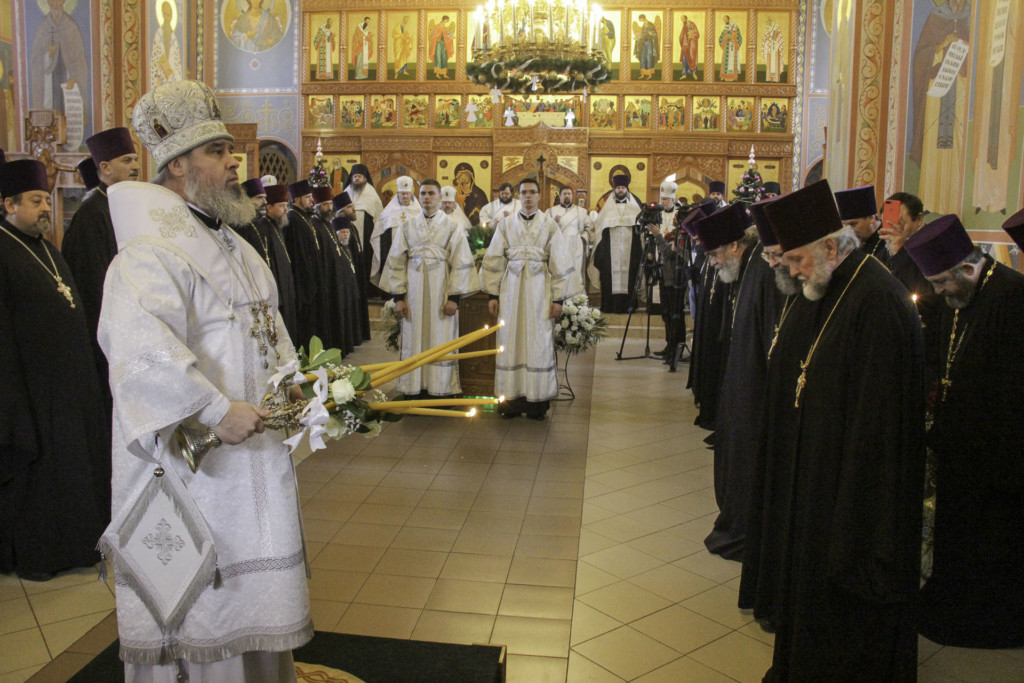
[615,230,664,361]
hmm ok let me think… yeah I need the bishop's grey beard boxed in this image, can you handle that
[186,173,256,226]
[773,266,802,295]
[716,257,742,283]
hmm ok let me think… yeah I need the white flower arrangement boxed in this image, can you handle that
[381,299,402,352]
[553,294,608,356]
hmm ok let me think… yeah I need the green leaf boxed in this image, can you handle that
[308,336,324,361]
[300,382,316,400]
[348,367,372,391]
[307,347,342,370]
[382,411,404,423]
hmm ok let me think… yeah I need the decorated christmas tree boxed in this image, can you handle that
[732,145,766,207]
[309,137,329,187]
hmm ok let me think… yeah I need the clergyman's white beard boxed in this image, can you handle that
[186,173,256,226]
[717,258,741,283]
[800,259,833,301]
[773,267,802,296]
[20,215,52,236]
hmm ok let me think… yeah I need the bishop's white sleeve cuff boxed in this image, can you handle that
[196,394,231,428]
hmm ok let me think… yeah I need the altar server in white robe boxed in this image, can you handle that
[589,174,643,313]
[370,175,420,283]
[546,184,594,293]
[478,182,521,227]
[380,179,479,397]
[482,177,581,420]
[440,184,472,232]
[97,80,311,682]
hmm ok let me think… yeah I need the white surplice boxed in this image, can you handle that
[590,197,642,294]
[478,197,521,228]
[369,195,421,282]
[480,212,581,402]
[344,182,383,251]
[379,211,479,395]
[545,203,595,293]
[98,182,312,671]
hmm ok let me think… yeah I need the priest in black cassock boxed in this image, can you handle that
[77,156,100,191]
[756,179,924,681]
[687,202,739,433]
[834,184,889,266]
[286,179,330,350]
[0,159,109,581]
[904,213,1024,649]
[334,191,372,342]
[591,174,642,313]
[703,199,786,562]
[61,127,140,409]
[233,178,297,337]
[312,184,358,355]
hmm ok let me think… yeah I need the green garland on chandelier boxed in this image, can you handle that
[466,55,610,95]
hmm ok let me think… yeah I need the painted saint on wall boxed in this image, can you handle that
[675,12,702,81]
[349,14,375,81]
[717,13,744,82]
[313,17,336,79]
[630,12,660,80]
[150,0,183,89]
[427,13,455,80]
[29,0,88,117]
[224,0,287,53]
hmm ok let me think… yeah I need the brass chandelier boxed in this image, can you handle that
[467,0,610,94]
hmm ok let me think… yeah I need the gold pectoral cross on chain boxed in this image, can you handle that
[794,361,808,408]
[768,325,780,359]
[56,276,75,308]
[940,377,952,402]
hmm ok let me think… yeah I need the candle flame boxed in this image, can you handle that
[912,293,919,302]
[467,408,477,417]
[499,345,505,352]
[498,395,505,402]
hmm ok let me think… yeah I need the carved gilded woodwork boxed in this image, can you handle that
[100,0,116,129]
[853,1,884,188]
[122,0,142,131]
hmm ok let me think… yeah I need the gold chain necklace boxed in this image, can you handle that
[794,255,869,407]
[767,294,796,360]
[249,220,271,265]
[939,261,996,402]
[0,224,76,308]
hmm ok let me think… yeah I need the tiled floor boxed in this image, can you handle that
[5,334,1024,682]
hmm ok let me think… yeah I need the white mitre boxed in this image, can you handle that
[132,79,233,170]
[440,185,457,202]
[660,180,678,199]
[397,175,414,192]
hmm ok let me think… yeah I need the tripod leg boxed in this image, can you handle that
[616,252,651,360]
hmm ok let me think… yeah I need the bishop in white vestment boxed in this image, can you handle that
[370,175,420,283]
[481,179,580,419]
[379,180,479,396]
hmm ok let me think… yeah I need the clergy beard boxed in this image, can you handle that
[773,266,802,295]
[716,256,741,283]
[316,206,332,221]
[499,196,512,205]
[18,213,52,236]
[256,204,267,219]
[561,199,573,208]
[944,269,978,309]
[186,173,256,226]
[274,212,289,229]
[799,257,834,301]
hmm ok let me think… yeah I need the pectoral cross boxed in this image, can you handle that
[768,326,780,359]
[55,276,75,308]
[940,377,952,402]
[794,361,808,407]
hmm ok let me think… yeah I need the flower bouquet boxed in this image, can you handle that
[553,294,608,356]
[381,299,402,352]
[172,325,506,471]
[466,222,494,265]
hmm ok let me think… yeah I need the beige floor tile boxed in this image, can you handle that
[663,490,720,517]
[39,611,112,657]
[63,611,118,655]
[411,610,495,645]
[627,564,718,602]
[439,461,491,478]
[570,601,622,647]
[681,585,753,630]
[576,580,672,624]
[632,604,733,654]
[0,599,36,636]
[0,576,23,603]
[737,620,776,647]
[439,553,512,583]
[514,535,579,560]
[331,522,402,547]
[572,625,681,680]
[580,544,663,580]
[577,529,620,556]
[478,478,535,497]
[300,499,360,522]
[392,457,446,475]
[462,510,526,535]
[404,506,469,530]
[528,497,583,516]
[0,663,45,682]
[0,629,50,674]
[490,616,571,657]
[673,550,743,583]
[486,464,539,481]
[390,527,460,552]
[626,529,706,563]
[586,490,654,514]
[585,514,658,543]
[575,562,620,595]
[634,656,737,683]
[353,574,436,609]
[493,450,542,466]
[689,631,774,683]
[27,582,114,626]
[306,569,368,603]
[376,472,435,492]
[452,530,520,555]
[313,482,374,504]
[471,492,531,513]
[373,548,448,578]
[429,474,485,493]
[335,603,421,639]
[310,544,386,573]
[916,645,1024,683]
[301,517,346,543]
[19,566,99,596]
[330,469,387,487]
[499,585,574,620]
[365,485,427,506]
[417,489,477,509]
[521,513,582,537]
[532,480,584,499]
[507,557,576,588]
[625,503,694,532]
[348,503,413,526]
[566,650,627,683]
[505,654,567,683]
[425,579,504,614]
[308,599,349,632]
[535,466,586,483]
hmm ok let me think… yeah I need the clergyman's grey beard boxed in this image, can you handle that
[773,266,802,295]
[799,257,833,301]
[185,172,256,226]
[944,269,978,309]
[24,214,52,236]
[274,212,289,229]
[317,206,332,220]
[716,257,741,283]
[257,204,267,218]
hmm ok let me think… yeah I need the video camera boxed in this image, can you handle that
[635,202,665,233]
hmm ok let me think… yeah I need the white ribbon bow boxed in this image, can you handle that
[282,368,330,454]
[268,359,301,391]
